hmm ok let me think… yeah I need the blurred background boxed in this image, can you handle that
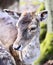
[0,0,53,65]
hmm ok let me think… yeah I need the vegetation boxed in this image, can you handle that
[40,22,47,43]
[34,33,53,65]
[37,2,45,13]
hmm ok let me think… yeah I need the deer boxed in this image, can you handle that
[0,9,48,65]
[0,9,21,65]
[0,41,16,65]
[0,9,21,50]
[13,10,48,65]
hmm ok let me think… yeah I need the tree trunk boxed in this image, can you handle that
[44,0,53,33]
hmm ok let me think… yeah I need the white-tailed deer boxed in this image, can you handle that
[13,10,48,65]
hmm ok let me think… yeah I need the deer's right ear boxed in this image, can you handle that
[3,9,21,18]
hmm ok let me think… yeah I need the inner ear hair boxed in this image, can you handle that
[41,10,48,18]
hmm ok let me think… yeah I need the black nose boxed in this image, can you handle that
[14,45,21,50]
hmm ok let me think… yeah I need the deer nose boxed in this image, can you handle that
[13,44,23,51]
[14,45,21,50]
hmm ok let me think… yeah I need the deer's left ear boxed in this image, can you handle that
[37,10,48,21]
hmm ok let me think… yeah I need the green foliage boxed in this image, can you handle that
[34,33,53,65]
[40,22,47,43]
[40,22,47,29]
[37,3,45,14]
[39,2,45,11]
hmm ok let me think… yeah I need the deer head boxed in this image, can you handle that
[13,10,48,51]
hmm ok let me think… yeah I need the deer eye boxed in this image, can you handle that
[29,25,37,31]
[30,27,36,31]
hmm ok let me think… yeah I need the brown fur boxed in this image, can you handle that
[9,45,22,65]
[0,10,48,65]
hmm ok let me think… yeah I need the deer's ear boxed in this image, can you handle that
[37,10,48,21]
[3,9,21,17]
